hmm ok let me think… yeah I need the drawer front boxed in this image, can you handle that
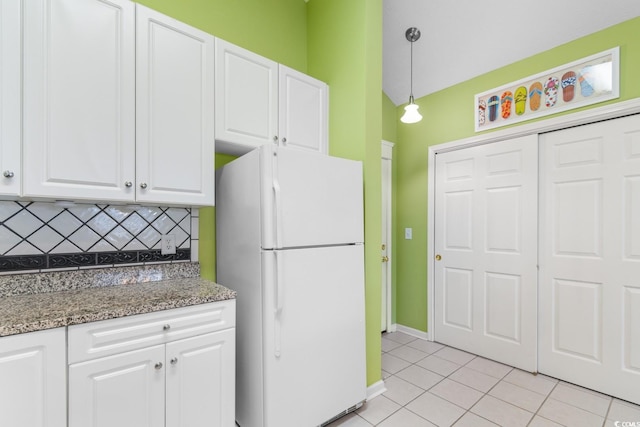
[68,300,235,364]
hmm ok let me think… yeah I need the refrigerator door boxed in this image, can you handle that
[260,145,364,250]
[261,244,366,427]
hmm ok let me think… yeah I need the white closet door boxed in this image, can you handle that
[434,135,538,372]
[539,114,640,405]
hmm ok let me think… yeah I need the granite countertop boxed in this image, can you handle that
[0,263,236,337]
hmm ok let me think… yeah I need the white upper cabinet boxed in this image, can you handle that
[215,39,328,156]
[19,0,215,206]
[278,65,328,154]
[215,38,278,155]
[136,5,215,206]
[22,0,136,202]
[0,0,21,197]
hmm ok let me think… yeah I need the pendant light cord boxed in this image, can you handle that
[409,39,414,102]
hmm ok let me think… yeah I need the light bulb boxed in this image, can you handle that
[401,102,422,124]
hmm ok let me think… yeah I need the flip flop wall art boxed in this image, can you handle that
[474,47,619,132]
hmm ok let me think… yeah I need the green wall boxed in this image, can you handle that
[394,17,640,332]
[307,0,383,386]
[136,0,307,72]
[382,92,398,323]
[140,0,385,388]
[138,0,309,283]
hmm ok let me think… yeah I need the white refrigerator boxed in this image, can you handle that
[216,145,366,427]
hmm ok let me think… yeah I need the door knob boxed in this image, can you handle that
[154,362,163,370]
[435,254,442,261]
[170,357,178,365]
[3,170,14,178]
[140,182,148,189]
[381,244,386,250]
[382,256,389,262]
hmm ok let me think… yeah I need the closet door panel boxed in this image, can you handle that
[434,135,538,372]
[539,114,640,405]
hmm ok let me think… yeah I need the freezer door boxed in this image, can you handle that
[262,245,366,427]
[260,146,364,249]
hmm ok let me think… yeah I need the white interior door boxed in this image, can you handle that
[381,141,393,331]
[539,114,640,404]
[434,135,538,372]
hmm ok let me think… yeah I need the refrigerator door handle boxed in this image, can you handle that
[272,178,283,249]
[274,251,283,358]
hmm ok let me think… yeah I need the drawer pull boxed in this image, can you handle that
[154,362,163,370]
[163,324,171,331]
[170,357,178,365]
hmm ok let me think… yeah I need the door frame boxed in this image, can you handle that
[381,140,394,332]
[427,97,640,341]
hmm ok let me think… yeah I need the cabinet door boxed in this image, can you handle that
[0,0,21,197]
[136,5,215,206]
[278,65,328,154]
[166,329,235,427]
[0,328,66,427]
[215,38,278,155]
[23,0,136,202]
[68,344,165,427]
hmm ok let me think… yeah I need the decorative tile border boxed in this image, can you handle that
[0,249,191,273]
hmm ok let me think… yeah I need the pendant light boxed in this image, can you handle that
[400,27,423,124]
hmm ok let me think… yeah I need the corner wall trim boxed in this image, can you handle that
[395,324,431,341]
[366,380,386,401]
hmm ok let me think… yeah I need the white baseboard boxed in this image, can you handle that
[366,380,386,401]
[394,324,431,341]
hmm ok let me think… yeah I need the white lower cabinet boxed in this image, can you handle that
[166,330,236,427]
[0,328,67,427]
[68,301,236,427]
[69,345,165,427]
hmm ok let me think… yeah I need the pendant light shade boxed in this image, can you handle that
[400,27,422,124]
[401,96,422,124]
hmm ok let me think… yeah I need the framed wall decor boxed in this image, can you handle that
[475,47,620,132]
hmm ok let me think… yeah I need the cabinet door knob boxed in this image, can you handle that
[154,362,163,370]
[170,357,178,365]
[382,256,389,262]
[435,254,442,261]
[2,170,14,178]
[281,137,287,144]
[273,135,278,142]
[124,181,133,187]
[163,324,171,331]
[140,182,148,189]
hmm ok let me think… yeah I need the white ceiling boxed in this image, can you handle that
[383,0,640,106]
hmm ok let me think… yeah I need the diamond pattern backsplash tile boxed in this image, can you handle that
[0,201,197,273]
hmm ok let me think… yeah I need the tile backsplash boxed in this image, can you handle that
[0,201,199,273]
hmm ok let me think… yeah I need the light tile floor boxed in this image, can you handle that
[327,332,640,427]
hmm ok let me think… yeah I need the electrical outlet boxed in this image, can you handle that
[161,234,176,255]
